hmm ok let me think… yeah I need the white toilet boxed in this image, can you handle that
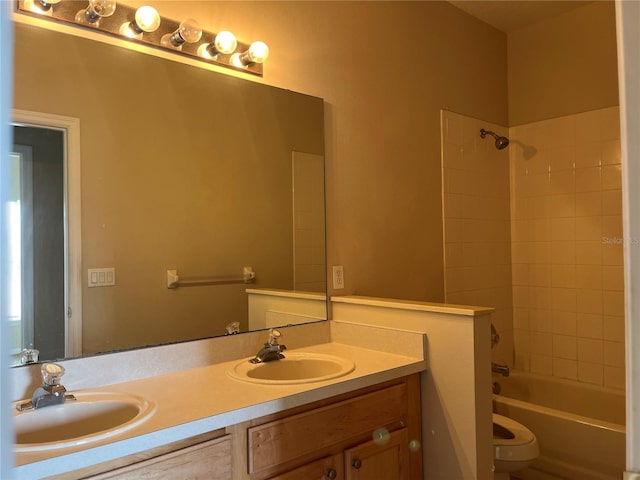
[493,413,539,480]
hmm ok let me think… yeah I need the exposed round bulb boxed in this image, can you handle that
[77,0,116,24]
[245,41,269,64]
[88,0,116,18]
[161,18,203,50]
[177,18,203,44]
[30,0,62,14]
[120,6,160,38]
[214,31,237,55]
[134,6,160,33]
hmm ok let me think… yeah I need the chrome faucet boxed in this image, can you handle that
[16,363,75,411]
[249,329,287,364]
[492,362,510,377]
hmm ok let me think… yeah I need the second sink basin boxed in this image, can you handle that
[14,391,156,452]
[228,352,355,385]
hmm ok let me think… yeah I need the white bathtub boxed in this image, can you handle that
[492,371,625,480]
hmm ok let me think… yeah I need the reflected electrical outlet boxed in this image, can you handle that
[332,266,344,289]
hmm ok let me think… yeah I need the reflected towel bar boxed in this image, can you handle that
[167,267,255,289]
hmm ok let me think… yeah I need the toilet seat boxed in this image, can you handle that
[493,413,539,462]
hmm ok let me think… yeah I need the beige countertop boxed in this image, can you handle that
[13,323,426,479]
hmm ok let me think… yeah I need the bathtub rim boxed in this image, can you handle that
[492,369,626,429]
[493,393,625,434]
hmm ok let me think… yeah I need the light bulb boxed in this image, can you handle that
[161,18,202,50]
[119,6,160,39]
[28,0,61,15]
[135,6,161,32]
[197,30,237,59]
[238,41,269,65]
[214,31,237,54]
[75,0,117,25]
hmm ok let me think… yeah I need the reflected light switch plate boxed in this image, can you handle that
[88,268,116,287]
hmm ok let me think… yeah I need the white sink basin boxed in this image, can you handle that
[13,392,156,452]
[228,352,355,385]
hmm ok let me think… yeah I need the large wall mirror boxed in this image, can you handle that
[10,21,326,366]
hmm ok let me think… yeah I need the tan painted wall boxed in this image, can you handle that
[508,1,619,126]
[127,1,509,302]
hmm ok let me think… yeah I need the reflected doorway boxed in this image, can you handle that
[10,125,65,361]
[10,110,82,365]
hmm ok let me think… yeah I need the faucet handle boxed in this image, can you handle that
[41,363,65,386]
[20,347,39,365]
[225,321,240,335]
[268,329,281,346]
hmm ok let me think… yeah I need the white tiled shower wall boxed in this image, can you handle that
[510,107,624,389]
[441,111,514,366]
[442,107,624,390]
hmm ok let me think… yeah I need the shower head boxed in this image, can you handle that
[480,128,509,150]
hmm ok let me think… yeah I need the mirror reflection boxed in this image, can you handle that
[10,22,326,365]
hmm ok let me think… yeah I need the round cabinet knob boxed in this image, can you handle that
[325,468,337,479]
[352,458,362,469]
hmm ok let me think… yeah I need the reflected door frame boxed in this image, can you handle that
[12,109,82,358]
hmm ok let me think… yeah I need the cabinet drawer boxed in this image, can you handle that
[267,454,343,480]
[90,435,232,479]
[249,383,407,474]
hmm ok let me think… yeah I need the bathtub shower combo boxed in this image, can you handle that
[493,371,625,479]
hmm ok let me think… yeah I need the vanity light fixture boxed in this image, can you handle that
[161,18,203,50]
[16,0,269,77]
[231,41,270,67]
[119,6,161,39]
[75,0,117,26]
[197,30,238,59]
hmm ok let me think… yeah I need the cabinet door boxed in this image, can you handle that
[344,428,409,480]
[268,454,343,480]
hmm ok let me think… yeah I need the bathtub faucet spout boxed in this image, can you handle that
[492,362,510,377]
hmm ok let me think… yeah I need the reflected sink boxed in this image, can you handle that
[13,392,156,452]
[228,352,355,385]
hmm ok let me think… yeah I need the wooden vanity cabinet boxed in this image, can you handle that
[46,374,421,480]
[235,374,422,480]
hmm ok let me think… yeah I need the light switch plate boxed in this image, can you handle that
[88,268,116,287]
[332,265,344,289]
